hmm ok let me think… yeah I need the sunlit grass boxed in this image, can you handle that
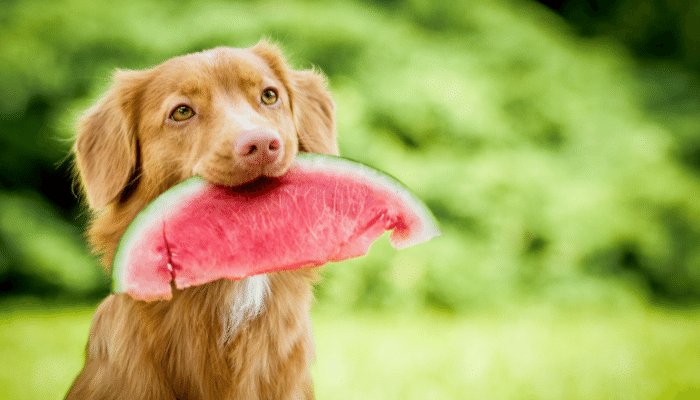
[312,306,700,400]
[0,299,93,400]
[1,298,699,400]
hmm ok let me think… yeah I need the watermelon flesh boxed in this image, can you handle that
[113,153,441,301]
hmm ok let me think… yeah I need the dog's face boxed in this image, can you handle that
[140,47,298,189]
[75,41,337,210]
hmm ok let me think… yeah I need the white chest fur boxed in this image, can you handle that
[220,274,270,343]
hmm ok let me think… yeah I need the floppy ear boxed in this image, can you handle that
[288,69,339,156]
[251,40,338,155]
[73,69,145,209]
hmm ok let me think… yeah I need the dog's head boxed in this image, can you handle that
[74,41,337,209]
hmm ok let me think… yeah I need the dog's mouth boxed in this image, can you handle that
[191,128,303,188]
[193,150,297,188]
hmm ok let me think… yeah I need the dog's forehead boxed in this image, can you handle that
[202,47,274,77]
[153,47,280,94]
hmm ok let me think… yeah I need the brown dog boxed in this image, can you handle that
[66,41,337,399]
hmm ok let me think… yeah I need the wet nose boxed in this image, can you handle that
[233,128,283,166]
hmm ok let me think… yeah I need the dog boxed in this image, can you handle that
[66,40,338,400]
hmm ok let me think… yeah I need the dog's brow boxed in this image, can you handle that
[179,80,205,97]
[234,63,264,88]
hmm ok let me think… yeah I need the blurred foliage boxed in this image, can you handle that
[1,0,700,311]
[541,0,700,191]
[542,0,700,68]
[0,193,106,295]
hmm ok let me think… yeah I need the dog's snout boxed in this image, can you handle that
[234,128,283,166]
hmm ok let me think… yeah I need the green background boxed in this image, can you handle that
[2,0,700,398]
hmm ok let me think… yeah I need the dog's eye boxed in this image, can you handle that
[170,105,195,122]
[261,88,278,106]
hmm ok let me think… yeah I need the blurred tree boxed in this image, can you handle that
[536,1,700,174]
[538,0,695,63]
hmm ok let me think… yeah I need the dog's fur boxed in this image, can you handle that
[66,41,337,400]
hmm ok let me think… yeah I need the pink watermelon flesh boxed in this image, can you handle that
[113,154,441,301]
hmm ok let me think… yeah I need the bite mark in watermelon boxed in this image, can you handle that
[113,153,441,301]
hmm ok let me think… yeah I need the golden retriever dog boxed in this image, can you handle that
[66,40,337,400]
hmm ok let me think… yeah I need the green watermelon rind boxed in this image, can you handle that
[111,153,441,294]
[112,176,206,293]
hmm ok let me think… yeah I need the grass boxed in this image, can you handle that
[311,305,700,400]
[1,297,699,400]
[0,299,93,400]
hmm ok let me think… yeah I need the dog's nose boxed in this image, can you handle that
[234,128,283,166]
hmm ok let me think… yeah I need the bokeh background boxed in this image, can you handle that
[2,0,700,398]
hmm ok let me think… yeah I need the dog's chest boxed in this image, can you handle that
[220,274,270,341]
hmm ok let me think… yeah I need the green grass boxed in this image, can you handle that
[0,299,93,400]
[1,297,700,399]
[312,307,700,400]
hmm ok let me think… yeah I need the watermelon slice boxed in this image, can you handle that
[113,153,441,301]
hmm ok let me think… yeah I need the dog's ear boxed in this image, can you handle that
[288,69,338,155]
[251,40,338,156]
[73,69,146,209]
